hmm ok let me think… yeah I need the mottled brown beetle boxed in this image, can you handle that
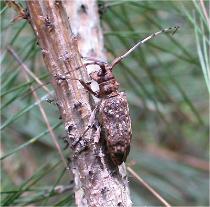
[77,26,179,165]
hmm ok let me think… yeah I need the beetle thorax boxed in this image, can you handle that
[90,65,120,98]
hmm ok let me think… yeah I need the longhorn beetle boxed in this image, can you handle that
[73,26,179,165]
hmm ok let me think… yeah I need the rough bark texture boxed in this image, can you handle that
[26,1,132,206]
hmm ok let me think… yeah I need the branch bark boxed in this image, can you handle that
[26,1,132,206]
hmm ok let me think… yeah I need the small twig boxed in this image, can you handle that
[127,166,172,207]
[20,81,52,100]
[7,46,51,95]
[5,0,28,22]
[8,47,68,170]
[145,144,209,172]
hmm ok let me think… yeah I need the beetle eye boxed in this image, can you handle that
[98,70,106,76]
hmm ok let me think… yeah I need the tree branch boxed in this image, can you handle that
[26,1,132,206]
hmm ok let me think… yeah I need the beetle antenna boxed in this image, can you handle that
[111,26,180,69]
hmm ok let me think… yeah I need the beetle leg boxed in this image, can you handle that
[76,57,107,71]
[93,123,101,143]
[82,56,108,65]
[80,103,101,138]
[78,79,99,98]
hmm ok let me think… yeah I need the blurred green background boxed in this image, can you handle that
[1,0,209,206]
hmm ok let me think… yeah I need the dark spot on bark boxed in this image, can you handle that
[74,101,82,109]
[44,16,54,32]
[68,124,74,133]
[54,0,62,7]
[80,4,87,14]
[95,155,104,170]
[117,202,123,206]
[101,187,108,194]
[66,91,71,97]
[98,1,107,18]
[88,170,96,182]
[101,186,109,199]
